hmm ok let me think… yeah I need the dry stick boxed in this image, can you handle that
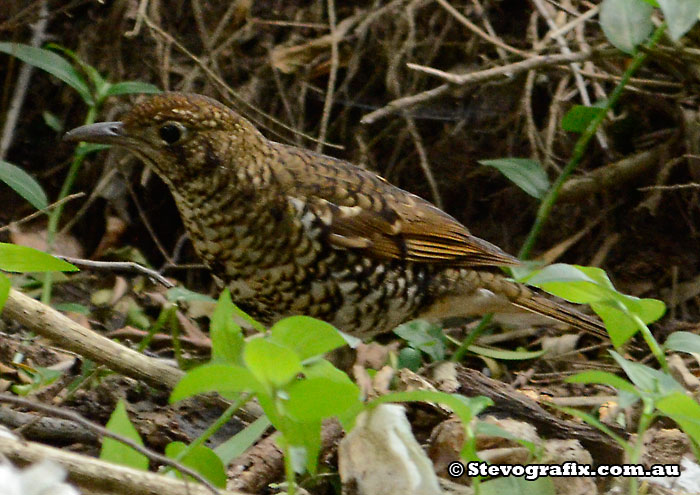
[0,193,85,234]
[404,117,443,209]
[2,288,183,389]
[434,0,532,57]
[361,49,602,125]
[54,256,175,288]
[0,393,222,495]
[0,436,248,495]
[407,48,594,85]
[316,0,339,153]
[518,25,668,259]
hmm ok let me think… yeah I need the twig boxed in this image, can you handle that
[434,0,531,57]
[316,0,339,153]
[360,84,451,124]
[0,193,85,234]
[53,256,175,288]
[638,183,700,191]
[0,436,246,495]
[0,394,221,495]
[407,49,593,85]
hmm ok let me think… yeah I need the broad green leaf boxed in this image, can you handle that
[0,274,9,311]
[276,420,322,475]
[617,296,666,324]
[165,441,226,488]
[657,0,700,40]
[664,331,700,354]
[0,160,48,210]
[0,43,92,104]
[285,377,361,422]
[566,370,639,396]
[394,320,446,361]
[590,301,639,346]
[0,243,78,273]
[210,290,244,365]
[600,0,654,53]
[479,158,550,199]
[525,264,608,304]
[610,351,682,396]
[467,345,546,360]
[244,338,302,388]
[170,364,260,402]
[269,316,346,361]
[302,359,355,384]
[104,81,162,97]
[100,399,149,470]
[656,392,700,444]
[215,415,271,464]
[561,105,606,133]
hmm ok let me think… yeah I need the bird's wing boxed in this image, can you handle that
[280,146,520,268]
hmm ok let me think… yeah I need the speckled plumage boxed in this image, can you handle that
[65,93,606,338]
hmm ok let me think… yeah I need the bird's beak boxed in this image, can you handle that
[63,121,127,144]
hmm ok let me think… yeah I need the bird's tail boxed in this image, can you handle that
[426,269,609,339]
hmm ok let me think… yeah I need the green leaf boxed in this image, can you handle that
[166,287,216,303]
[590,301,639,346]
[269,316,347,361]
[210,290,244,365]
[566,370,639,396]
[656,392,700,445]
[0,243,78,273]
[524,264,609,304]
[215,415,271,465]
[0,274,9,312]
[244,338,302,388]
[276,420,322,475]
[53,302,90,314]
[104,81,162,97]
[657,0,700,40]
[394,320,446,361]
[165,441,227,488]
[100,399,149,470]
[479,158,550,199]
[42,111,63,132]
[600,0,654,53]
[664,331,700,354]
[397,347,423,371]
[285,377,361,422]
[0,160,48,210]
[0,43,92,104]
[609,351,682,396]
[170,364,261,402]
[561,105,606,133]
[467,345,546,360]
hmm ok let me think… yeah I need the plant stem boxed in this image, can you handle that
[171,393,251,463]
[632,313,669,373]
[518,24,667,260]
[283,440,297,495]
[41,105,98,304]
[451,313,493,362]
[627,400,656,495]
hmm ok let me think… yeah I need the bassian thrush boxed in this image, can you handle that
[65,93,606,339]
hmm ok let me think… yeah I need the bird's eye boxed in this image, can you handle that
[159,122,186,144]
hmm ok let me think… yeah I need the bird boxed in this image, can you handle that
[64,92,606,339]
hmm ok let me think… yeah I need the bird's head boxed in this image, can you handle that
[64,92,265,185]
